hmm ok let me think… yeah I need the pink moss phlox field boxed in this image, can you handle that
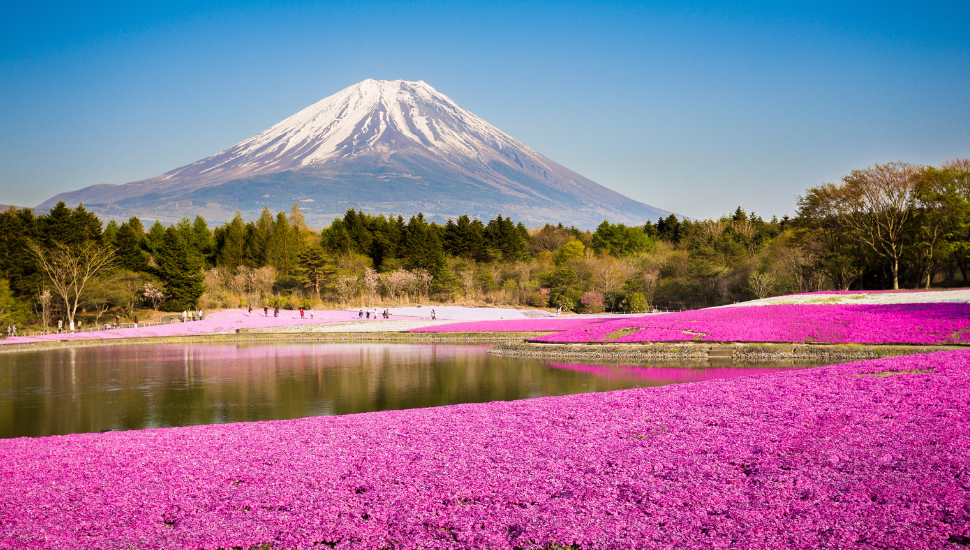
[545,362,797,382]
[794,288,968,295]
[409,318,604,333]
[535,304,970,344]
[3,351,969,549]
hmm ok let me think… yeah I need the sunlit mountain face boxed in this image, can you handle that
[40,79,673,228]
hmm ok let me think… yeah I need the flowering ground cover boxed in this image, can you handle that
[793,288,969,295]
[2,350,968,548]
[0,309,364,345]
[544,362,801,383]
[409,317,605,333]
[534,304,970,345]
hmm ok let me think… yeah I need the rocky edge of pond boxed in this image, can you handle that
[488,341,970,362]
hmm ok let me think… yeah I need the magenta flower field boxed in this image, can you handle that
[2,350,968,549]
[534,304,970,345]
[794,288,968,295]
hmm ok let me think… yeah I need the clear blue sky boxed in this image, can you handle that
[1,0,968,220]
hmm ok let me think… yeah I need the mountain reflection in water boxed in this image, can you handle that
[0,344,815,438]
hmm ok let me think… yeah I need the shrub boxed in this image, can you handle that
[580,291,605,314]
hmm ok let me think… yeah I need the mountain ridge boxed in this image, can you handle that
[39,79,675,228]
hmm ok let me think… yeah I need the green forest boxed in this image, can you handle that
[0,158,967,329]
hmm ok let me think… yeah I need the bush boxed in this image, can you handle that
[553,294,575,313]
[625,292,649,313]
[526,291,548,308]
[580,291,605,314]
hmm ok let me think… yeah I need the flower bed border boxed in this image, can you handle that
[489,341,970,362]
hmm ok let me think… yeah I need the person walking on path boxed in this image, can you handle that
[5,325,10,338]
[69,320,75,332]
[182,310,188,323]
[11,325,16,336]
[274,306,279,318]
[300,308,305,319]
[431,309,436,320]
[115,314,120,327]
[557,306,562,315]
[198,309,203,320]
[248,305,253,317]
[77,320,82,331]
[133,316,138,328]
[58,319,63,333]
[359,309,363,319]
[309,307,314,319]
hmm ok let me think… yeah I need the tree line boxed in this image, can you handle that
[0,157,966,329]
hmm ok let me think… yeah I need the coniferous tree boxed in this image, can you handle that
[103,220,120,247]
[296,247,336,300]
[251,207,275,265]
[156,226,204,310]
[36,201,76,247]
[217,213,248,270]
[0,207,40,298]
[144,220,167,256]
[267,212,300,275]
[190,215,215,267]
[115,221,150,273]
[71,204,104,244]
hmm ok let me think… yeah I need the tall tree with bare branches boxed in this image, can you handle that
[838,162,924,289]
[27,240,115,325]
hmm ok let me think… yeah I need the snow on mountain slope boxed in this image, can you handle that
[39,80,675,227]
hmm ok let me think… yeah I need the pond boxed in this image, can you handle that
[0,343,825,438]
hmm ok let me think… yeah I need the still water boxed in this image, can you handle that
[0,343,819,438]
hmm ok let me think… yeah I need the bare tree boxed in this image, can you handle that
[838,162,924,289]
[38,290,52,330]
[28,240,115,326]
[748,272,777,299]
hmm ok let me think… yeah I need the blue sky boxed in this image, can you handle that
[1,0,968,220]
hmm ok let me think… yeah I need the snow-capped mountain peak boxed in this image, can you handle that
[166,79,534,183]
[39,79,674,228]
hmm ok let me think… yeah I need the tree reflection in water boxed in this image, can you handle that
[0,344,817,438]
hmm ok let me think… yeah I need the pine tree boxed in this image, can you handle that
[267,212,300,275]
[115,221,150,272]
[156,227,204,310]
[0,208,40,298]
[217,212,248,270]
[296,247,336,300]
[144,220,167,256]
[190,215,215,267]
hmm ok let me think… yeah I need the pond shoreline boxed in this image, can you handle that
[0,331,553,354]
[1,330,966,363]
[487,341,970,362]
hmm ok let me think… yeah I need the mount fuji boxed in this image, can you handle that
[39,79,674,228]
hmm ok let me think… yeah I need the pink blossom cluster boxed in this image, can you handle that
[534,304,970,344]
[409,317,602,332]
[1,350,968,548]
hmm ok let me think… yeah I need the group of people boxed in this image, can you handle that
[180,310,204,322]
[358,309,390,319]
[4,324,17,338]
